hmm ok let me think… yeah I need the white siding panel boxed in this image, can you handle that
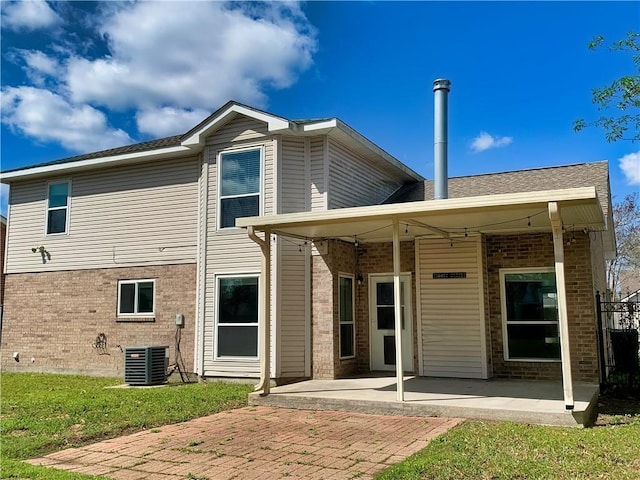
[419,237,486,378]
[310,136,326,212]
[327,138,404,209]
[5,157,199,273]
[278,136,308,376]
[202,123,274,376]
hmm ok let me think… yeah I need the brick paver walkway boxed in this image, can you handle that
[28,406,462,480]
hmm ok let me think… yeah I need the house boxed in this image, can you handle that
[0,84,615,417]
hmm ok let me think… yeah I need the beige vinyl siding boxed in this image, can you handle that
[278,136,309,377]
[5,157,199,273]
[418,237,486,378]
[327,138,404,209]
[310,136,326,211]
[202,116,274,377]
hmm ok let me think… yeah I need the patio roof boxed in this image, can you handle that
[237,186,606,244]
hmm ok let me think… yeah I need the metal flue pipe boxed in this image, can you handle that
[433,79,451,200]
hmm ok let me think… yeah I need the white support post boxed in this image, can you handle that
[248,227,271,396]
[392,218,404,402]
[548,202,574,410]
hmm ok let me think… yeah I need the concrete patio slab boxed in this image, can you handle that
[27,406,462,480]
[249,376,599,427]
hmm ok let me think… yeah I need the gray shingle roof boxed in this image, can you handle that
[2,135,183,174]
[385,161,610,216]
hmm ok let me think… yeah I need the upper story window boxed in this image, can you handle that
[500,268,560,362]
[46,181,70,235]
[219,148,261,229]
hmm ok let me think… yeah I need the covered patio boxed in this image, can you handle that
[249,376,599,427]
[237,186,608,426]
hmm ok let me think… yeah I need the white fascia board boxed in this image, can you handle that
[302,119,338,132]
[237,186,601,230]
[300,118,423,182]
[334,120,423,181]
[181,104,292,147]
[1,145,192,182]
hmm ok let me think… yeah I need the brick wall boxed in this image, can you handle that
[311,239,416,379]
[485,232,599,383]
[0,264,196,378]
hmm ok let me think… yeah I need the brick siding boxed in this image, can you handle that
[311,240,416,379]
[485,232,599,383]
[0,264,196,378]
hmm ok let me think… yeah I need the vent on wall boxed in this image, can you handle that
[124,346,169,386]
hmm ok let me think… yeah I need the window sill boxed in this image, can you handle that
[116,316,156,323]
[504,358,561,363]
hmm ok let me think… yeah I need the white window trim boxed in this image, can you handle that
[499,267,561,363]
[216,145,264,231]
[45,179,71,236]
[214,273,260,360]
[117,279,156,317]
[339,273,356,360]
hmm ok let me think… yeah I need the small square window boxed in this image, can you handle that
[118,280,155,317]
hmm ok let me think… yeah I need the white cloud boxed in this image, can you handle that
[2,1,316,151]
[20,50,61,86]
[619,151,640,185]
[136,107,211,138]
[470,131,513,153]
[65,1,316,124]
[0,183,9,218]
[1,0,61,31]
[1,86,132,152]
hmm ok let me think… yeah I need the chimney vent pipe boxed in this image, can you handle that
[433,78,451,200]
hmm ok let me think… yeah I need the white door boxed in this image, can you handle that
[370,274,413,372]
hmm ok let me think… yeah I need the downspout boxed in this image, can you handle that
[433,79,451,200]
[248,226,271,395]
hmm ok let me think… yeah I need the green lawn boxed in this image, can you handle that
[0,373,252,479]
[3,374,640,480]
[376,410,640,480]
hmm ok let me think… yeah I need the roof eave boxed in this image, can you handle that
[237,186,605,241]
[1,145,193,183]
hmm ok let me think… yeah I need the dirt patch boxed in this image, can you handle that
[594,394,640,426]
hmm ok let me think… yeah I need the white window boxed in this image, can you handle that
[218,148,261,229]
[46,181,70,234]
[339,275,355,359]
[118,280,155,316]
[500,268,560,361]
[216,275,259,358]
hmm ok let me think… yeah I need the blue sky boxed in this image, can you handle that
[1,1,639,217]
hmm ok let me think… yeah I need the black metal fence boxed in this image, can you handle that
[595,291,640,396]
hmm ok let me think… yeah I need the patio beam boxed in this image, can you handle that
[405,219,450,238]
[392,218,405,402]
[248,226,272,396]
[548,202,574,410]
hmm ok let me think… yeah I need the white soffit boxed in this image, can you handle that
[237,187,605,241]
